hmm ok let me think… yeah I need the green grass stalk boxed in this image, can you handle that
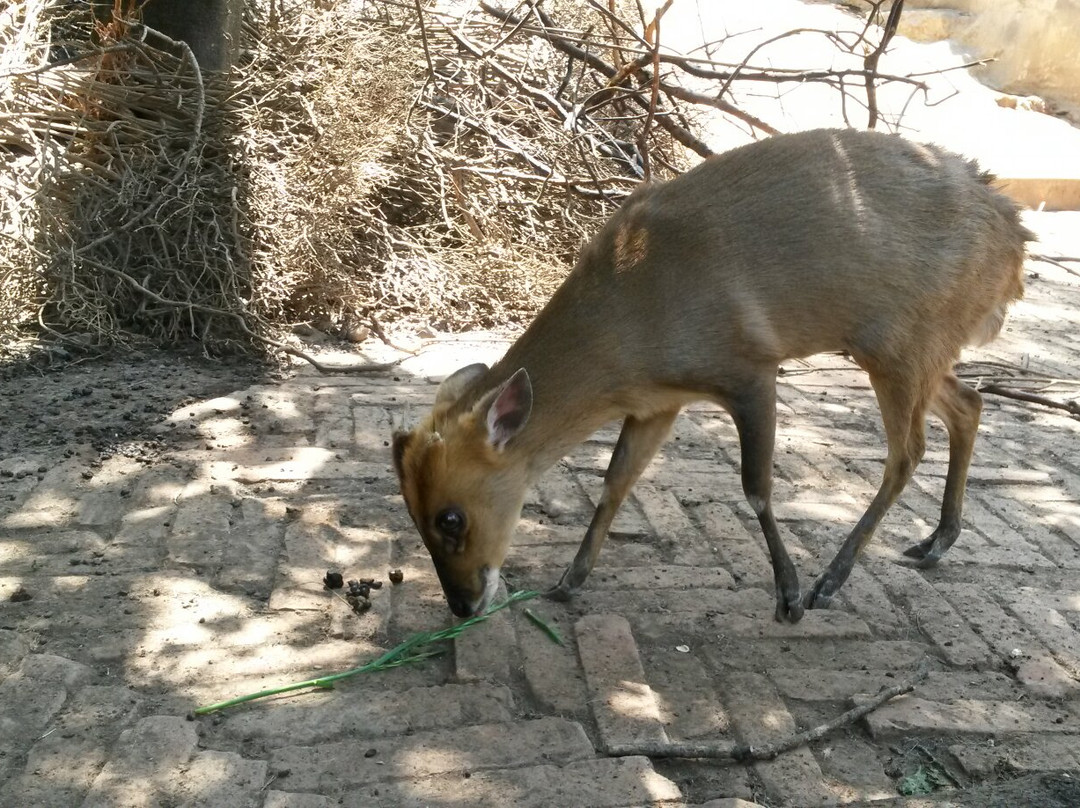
[522,607,564,645]
[193,589,538,715]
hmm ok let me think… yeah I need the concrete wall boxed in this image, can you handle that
[901,0,1080,108]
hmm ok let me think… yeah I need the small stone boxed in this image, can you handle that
[388,569,404,584]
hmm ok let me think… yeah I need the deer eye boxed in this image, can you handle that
[435,507,466,545]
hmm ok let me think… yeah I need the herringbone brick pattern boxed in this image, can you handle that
[0,214,1078,806]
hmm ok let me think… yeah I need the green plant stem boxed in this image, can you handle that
[522,607,564,645]
[193,589,538,715]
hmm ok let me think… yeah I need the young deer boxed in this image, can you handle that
[393,128,1031,621]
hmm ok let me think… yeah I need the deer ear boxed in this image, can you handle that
[436,363,489,405]
[480,368,532,450]
[391,430,410,480]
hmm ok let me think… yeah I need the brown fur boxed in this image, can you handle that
[394,128,1032,619]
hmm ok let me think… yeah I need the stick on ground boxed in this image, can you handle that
[606,659,931,760]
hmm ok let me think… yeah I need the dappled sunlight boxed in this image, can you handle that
[123,569,381,700]
[195,416,254,449]
[165,395,244,422]
[1060,593,1080,611]
[189,446,365,485]
[168,390,308,431]
[380,744,681,806]
[0,359,392,709]
[607,678,663,725]
[646,659,731,741]
[641,766,684,801]
[336,525,396,568]
[1012,296,1080,325]
[396,744,475,781]
[822,778,896,805]
[397,766,530,806]
[115,504,173,541]
[1,486,78,529]
[133,634,375,704]
[0,530,103,574]
[134,572,257,631]
[778,499,862,525]
[759,706,793,734]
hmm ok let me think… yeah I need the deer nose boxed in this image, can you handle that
[446,595,477,618]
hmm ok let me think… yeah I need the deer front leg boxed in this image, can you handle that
[730,378,804,623]
[548,409,679,601]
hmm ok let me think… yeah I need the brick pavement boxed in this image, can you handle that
[0,213,1079,806]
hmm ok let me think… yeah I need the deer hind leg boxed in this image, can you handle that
[548,408,679,601]
[804,367,930,610]
[903,373,983,567]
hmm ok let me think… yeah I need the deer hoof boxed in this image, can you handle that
[802,576,835,611]
[775,594,805,624]
[545,583,577,602]
[902,537,934,560]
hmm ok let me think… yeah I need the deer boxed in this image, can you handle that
[392,127,1031,622]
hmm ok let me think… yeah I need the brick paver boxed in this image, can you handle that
[0,213,1078,806]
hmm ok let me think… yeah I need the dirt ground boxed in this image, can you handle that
[0,350,272,462]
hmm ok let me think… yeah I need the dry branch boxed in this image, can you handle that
[1,0,970,359]
[608,660,930,760]
[862,0,905,129]
[955,360,1080,416]
[1031,253,1080,278]
[977,384,1080,417]
[480,0,716,156]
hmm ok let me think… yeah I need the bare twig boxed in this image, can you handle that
[977,383,1080,416]
[480,1,715,157]
[608,660,930,760]
[863,1,904,129]
[635,0,672,179]
[411,0,436,78]
[1030,254,1080,278]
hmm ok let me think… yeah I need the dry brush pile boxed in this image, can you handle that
[1,2,244,352]
[0,0,924,361]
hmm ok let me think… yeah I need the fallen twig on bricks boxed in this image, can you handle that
[606,659,930,760]
[976,383,1080,417]
[955,360,1080,416]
